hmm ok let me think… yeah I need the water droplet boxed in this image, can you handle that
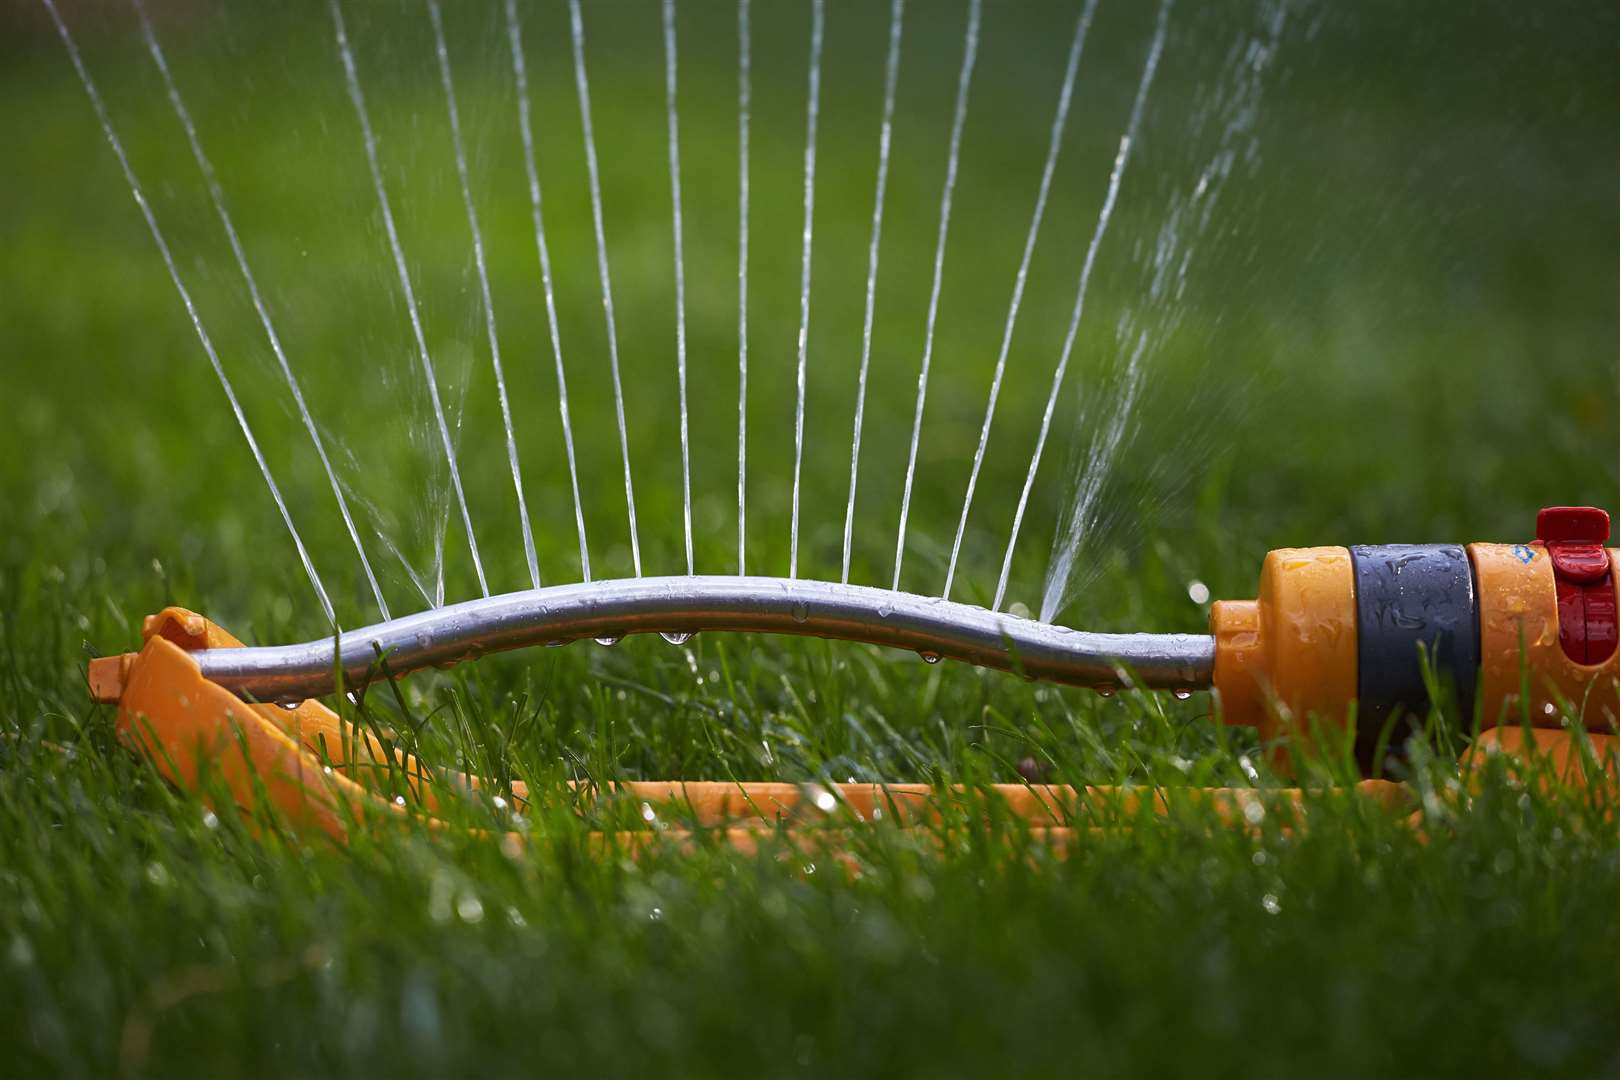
[812,788,836,813]
[1172,689,1194,701]
[1096,687,1114,698]
[1008,601,1031,620]
[790,600,810,623]
[1187,580,1211,605]
[594,635,622,647]
[1261,893,1280,915]
[543,639,568,648]
[659,631,692,645]
[918,651,941,665]
[877,599,894,618]
[456,894,485,923]
[641,802,658,823]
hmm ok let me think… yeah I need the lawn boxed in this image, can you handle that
[2,0,1618,1075]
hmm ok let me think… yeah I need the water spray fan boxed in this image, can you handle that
[88,506,1620,843]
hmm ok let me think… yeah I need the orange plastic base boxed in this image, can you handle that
[94,608,1409,845]
[106,609,404,841]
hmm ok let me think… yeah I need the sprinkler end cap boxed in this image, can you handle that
[88,653,134,704]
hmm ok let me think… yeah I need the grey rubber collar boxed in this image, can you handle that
[1350,545,1480,764]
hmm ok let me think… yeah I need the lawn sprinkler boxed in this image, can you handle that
[87,506,1620,843]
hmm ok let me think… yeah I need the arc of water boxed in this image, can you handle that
[505,0,591,583]
[1041,331,1147,621]
[331,0,488,598]
[1043,2,1287,624]
[840,0,905,585]
[993,0,1172,613]
[736,0,752,576]
[567,0,642,578]
[131,0,388,621]
[377,530,441,612]
[787,0,826,581]
[662,0,694,576]
[890,0,981,592]
[427,0,539,591]
[43,0,335,626]
[942,0,1098,603]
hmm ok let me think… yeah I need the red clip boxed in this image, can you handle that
[1536,506,1618,665]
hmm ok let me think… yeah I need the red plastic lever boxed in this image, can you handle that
[1536,506,1618,666]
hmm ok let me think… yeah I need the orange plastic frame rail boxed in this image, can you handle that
[87,608,1616,849]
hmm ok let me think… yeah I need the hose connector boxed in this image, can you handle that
[1210,547,1357,747]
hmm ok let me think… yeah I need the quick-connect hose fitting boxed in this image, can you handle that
[1209,507,1620,766]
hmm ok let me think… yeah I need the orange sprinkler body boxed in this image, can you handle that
[86,506,1620,842]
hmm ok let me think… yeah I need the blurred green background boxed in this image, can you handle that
[1,0,1618,1075]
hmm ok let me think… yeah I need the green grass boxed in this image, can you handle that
[3,0,1620,1075]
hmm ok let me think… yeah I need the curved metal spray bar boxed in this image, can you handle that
[195,576,1214,703]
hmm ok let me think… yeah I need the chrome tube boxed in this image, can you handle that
[195,576,1215,702]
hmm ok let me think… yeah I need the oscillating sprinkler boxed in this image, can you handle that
[87,506,1620,844]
